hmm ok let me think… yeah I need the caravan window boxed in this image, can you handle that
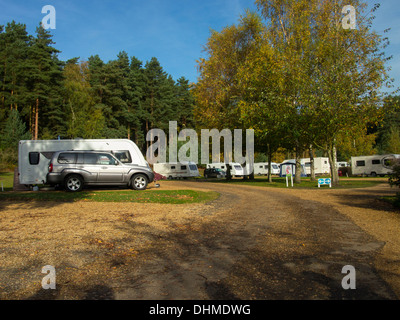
[171,166,176,170]
[58,153,76,164]
[356,160,365,167]
[372,160,380,165]
[234,165,242,170]
[189,164,197,171]
[29,152,40,165]
[181,165,187,170]
[383,158,394,168]
[111,150,132,164]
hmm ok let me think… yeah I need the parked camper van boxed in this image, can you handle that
[153,162,200,179]
[250,162,280,176]
[351,154,400,177]
[18,139,149,186]
[301,157,331,176]
[253,163,268,175]
[337,161,349,168]
[206,162,244,177]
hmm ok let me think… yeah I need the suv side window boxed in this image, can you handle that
[58,153,77,164]
[97,153,117,165]
[83,153,98,164]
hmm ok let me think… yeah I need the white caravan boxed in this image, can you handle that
[351,154,400,177]
[18,139,149,186]
[153,162,200,179]
[251,162,280,175]
[337,161,349,168]
[206,162,244,177]
[301,157,331,176]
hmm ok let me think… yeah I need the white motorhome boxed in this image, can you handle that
[206,162,244,177]
[251,162,280,175]
[18,139,149,186]
[351,154,400,177]
[337,161,349,168]
[301,157,331,176]
[153,162,200,179]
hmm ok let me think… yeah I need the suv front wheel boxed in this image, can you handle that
[131,174,148,190]
[64,174,84,192]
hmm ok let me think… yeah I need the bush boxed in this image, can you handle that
[0,148,18,170]
[389,159,400,188]
[389,159,400,206]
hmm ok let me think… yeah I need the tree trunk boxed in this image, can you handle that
[34,98,39,140]
[267,143,273,183]
[226,162,232,180]
[309,144,315,181]
[145,120,149,151]
[327,143,339,185]
[294,146,302,184]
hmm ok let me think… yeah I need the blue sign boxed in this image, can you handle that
[318,178,332,187]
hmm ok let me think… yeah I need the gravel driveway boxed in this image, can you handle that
[0,180,399,300]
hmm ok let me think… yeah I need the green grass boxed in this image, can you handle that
[0,171,219,204]
[0,171,14,191]
[197,176,386,189]
[0,190,219,204]
[0,189,219,204]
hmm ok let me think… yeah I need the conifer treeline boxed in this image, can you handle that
[0,21,195,153]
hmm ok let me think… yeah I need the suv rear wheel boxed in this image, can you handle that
[131,174,148,190]
[64,174,84,192]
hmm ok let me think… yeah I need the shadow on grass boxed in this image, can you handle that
[0,186,219,212]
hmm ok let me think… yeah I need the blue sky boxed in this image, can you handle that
[0,0,399,93]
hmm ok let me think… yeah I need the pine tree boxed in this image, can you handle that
[0,21,31,122]
[175,76,195,128]
[26,24,64,140]
[0,109,30,165]
[127,56,144,144]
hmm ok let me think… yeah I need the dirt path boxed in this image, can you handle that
[0,181,399,300]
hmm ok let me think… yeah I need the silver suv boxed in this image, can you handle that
[47,150,154,192]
